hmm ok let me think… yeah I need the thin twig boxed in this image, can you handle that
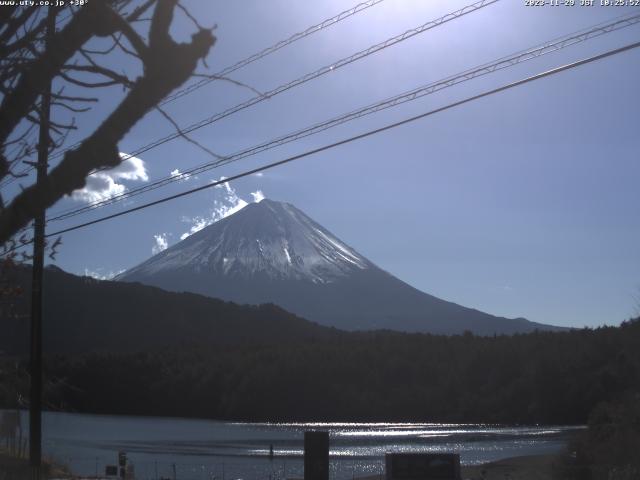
[192,73,265,97]
[155,105,224,160]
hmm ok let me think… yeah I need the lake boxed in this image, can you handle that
[12,411,581,479]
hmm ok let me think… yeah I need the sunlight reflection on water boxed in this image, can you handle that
[20,412,584,480]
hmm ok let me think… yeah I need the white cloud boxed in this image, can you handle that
[251,190,265,202]
[83,268,125,280]
[180,178,265,241]
[152,233,169,255]
[253,172,264,177]
[180,217,209,241]
[170,168,193,182]
[72,153,148,203]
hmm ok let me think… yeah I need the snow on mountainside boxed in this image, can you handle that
[121,199,370,284]
[118,198,564,334]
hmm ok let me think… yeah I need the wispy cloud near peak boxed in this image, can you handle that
[179,178,265,241]
[152,233,169,255]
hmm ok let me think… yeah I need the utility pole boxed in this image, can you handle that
[30,6,55,480]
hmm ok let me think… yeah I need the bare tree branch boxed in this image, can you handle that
[59,70,127,89]
[0,0,216,244]
[126,0,158,22]
[51,102,92,114]
[155,105,224,160]
[50,93,99,103]
[0,7,38,47]
[62,63,135,88]
[0,1,118,153]
[192,72,265,97]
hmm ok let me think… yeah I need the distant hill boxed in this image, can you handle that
[2,313,637,424]
[0,265,336,355]
[1,266,637,425]
[118,199,563,335]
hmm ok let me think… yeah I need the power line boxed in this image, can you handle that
[49,10,640,219]
[2,38,637,258]
[37,0,499,213]
[33,0,497,190]
[119,0,499,162]
[34,40,640,241]
[46,11,640,223]
[42,0,389,166]
[9,0,496,196]
[161,0,388,105]
[3,0,499,234]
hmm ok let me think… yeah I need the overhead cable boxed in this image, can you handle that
[47,11,640,222]
[35,40,640,241]
[44,0,389,164]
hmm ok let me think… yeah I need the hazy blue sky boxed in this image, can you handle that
[5,0,640,328]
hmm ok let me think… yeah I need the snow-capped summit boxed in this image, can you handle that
[121,199,370,284]
[118,199,563,335]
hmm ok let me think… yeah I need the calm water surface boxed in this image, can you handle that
[15,411,581,479]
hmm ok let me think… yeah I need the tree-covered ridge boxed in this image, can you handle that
[2,319,638,425]
[0,265,338,355]
[2,265,638,424]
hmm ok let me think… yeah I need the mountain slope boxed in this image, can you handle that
[118,199,561,335]
[122,199,370,283]
[0,265,336,355]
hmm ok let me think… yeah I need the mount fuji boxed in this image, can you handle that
[117,199,560,335]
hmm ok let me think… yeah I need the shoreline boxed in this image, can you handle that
[360,454,563,480]
[3,407,588,428]
[2,451,563,480]
[461,453,561,480]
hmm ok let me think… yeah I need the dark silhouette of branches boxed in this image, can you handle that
[0,0,216,245]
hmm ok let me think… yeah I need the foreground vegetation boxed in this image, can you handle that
[553,394,640,480]
[2,318,639,424]
[0,451,69,480]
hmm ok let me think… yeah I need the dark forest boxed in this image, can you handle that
[2,318,638,425]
